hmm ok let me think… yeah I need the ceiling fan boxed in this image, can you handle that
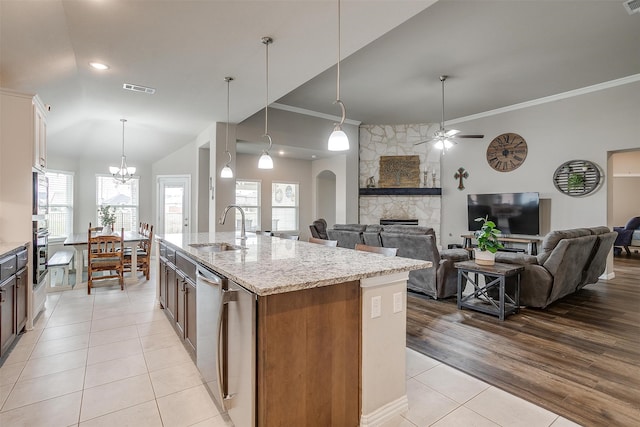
[414,75,484,149]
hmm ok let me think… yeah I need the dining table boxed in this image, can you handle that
[63,230,149,288]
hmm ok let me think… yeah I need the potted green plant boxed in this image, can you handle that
[98,205,116,234]
[473,216,504,265]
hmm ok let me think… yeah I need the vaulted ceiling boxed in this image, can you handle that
[1,1,638,164]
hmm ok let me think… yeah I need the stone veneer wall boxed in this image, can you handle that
[359,123,443,243]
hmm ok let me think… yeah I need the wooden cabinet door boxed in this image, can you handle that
[184,278,196,354]
[166,264,177,323]
[15,267,28,333]
[0,277,17,357]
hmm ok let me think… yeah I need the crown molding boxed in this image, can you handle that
[448,73,640,125]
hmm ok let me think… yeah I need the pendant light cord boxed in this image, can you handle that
[121,119,126,159]
[225,77,233,164]
[334,0,346,126]
[262,37,273,151]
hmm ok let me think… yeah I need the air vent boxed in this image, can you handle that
[123,83,156,94]
[624,0,640,15]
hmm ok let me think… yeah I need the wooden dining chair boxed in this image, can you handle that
[124,224,153,280]
[355,243,398,257]
[87,226,124,294]
[308,237,338,247]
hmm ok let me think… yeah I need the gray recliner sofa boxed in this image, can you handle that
[495,227,617,308]
[326,224,366,249]
[379,225,469,299]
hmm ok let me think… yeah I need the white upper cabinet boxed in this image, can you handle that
[33,96,47,170]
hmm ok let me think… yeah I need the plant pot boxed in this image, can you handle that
[474,248,495,266]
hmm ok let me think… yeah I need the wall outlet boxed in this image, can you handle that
[371,295,381,318]
[393,292,403,313]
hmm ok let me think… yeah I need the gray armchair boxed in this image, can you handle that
[495,228,600,308]
[309,218,329,240]
[613,216,640,256]
[379,226,468,299]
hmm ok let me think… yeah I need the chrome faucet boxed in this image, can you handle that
[220,205,247,241]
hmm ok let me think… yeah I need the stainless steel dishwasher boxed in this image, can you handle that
[196,265,256,427]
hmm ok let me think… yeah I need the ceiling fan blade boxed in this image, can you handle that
[453,134,484,139]
[445,129,460,137]
[413,138,433,146]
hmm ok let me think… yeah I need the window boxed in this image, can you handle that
[272,182,298,232]
[96,175,139,232]
[235,180,261,232]
[46,170,73,239]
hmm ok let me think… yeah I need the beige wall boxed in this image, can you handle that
[235,153,313,239]
[440,80,640,249]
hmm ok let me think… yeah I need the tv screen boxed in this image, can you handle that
[467,192,540,235]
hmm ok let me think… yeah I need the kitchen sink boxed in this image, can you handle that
[188,242,243,252]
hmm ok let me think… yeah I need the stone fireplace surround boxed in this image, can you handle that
[359,123,442,243]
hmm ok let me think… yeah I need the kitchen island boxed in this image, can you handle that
[158,232,432,427]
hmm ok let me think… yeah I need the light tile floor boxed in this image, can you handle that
[0,271,582,427]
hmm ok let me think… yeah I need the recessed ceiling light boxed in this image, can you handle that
[89,62,109,70]
[311,155,317,159]
[278,150,285,155]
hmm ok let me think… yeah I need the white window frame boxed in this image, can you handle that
[95,174,140,232]
[271,181,299,232]
[46,169,74,240]
[235,179,261,232]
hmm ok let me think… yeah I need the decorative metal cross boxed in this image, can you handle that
[454,167,468,190]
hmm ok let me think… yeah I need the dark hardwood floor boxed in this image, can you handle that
[407,254,640,427]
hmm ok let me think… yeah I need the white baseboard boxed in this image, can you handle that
[600,271,615,280]
[359,395,409,427]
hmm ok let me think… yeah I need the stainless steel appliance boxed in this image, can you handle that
[196,265,256,427]
[32,170,48,317]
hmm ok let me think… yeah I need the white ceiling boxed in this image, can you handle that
[1,0,639,164]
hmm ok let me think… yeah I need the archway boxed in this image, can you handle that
[316,170,336,227]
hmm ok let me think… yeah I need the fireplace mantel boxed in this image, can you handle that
[359,187,441,196]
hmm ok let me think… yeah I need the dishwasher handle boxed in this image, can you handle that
[196,266,224,286]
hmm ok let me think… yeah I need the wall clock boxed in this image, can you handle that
[486,133,528,172]
[552,160,601,197]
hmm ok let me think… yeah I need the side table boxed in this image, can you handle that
[455,260,524,320]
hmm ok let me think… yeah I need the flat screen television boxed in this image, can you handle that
[467,192,540,236]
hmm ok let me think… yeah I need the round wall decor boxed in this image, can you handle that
[552,160,602,197]
[486,133,528,172]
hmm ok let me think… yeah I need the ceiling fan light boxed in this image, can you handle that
[220,165,233,178]
[444,139,454,150]
[328,127,349,151]
[434,140,444,150]
[258,151,273,169]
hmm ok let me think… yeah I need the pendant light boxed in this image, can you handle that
[258,36,274,169]
[328,0,349,151]
[220,76,234,178]
[109,119,136,183]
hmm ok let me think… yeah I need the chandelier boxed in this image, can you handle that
[109,119,136,183]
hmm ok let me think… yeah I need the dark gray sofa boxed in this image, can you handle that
[328,223,469,299]
[379,225,468,299]
[326,224,367,249]
[495,227,617,308]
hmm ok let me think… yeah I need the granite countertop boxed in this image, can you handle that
[0,242,29,257]
[158,232,432,296]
